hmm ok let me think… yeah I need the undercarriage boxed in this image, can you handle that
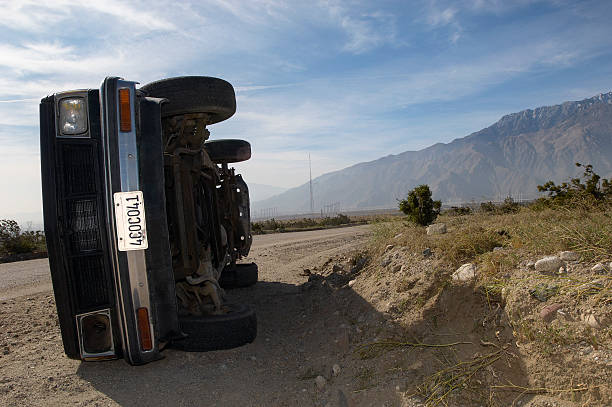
[160,113,252,316]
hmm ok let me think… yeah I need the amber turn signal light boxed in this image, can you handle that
[136,307,153,351]
[119,88,131,132]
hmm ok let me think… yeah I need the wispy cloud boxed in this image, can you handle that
[0,98,38,103]
[319,1,400,53]
[423,0,463,43]
[204,0,290,25]
[340,12,398,53]
[0,0,175,32]
[427,6,457,26]
[235,84,295,92]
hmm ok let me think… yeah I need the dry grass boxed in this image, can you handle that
[371,203,612,269]
[364,201,612,405]
[355,339,472,359]
[412,344,514,407]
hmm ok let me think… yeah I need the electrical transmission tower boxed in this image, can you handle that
[309,153,314,214]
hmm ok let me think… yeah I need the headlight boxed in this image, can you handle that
[59,97,88,135]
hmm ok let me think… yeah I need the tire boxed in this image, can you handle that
[219,262,258,289]
[170,303,256,351]
[140,76,236,124]
[203,139,251,163]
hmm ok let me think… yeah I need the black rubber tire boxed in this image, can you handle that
[140,76,236,124]
[170,303,256,351]
[219,262,258,289]
[203,139,251,163]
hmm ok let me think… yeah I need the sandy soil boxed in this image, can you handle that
[0,225,389,407]
[0,258,53,301]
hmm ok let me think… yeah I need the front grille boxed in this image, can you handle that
[67,199,99,253]
[57,135,112,312]
[72,255,108,310]
[61,144,96,195]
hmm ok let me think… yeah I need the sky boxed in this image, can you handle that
[1,0,612,222]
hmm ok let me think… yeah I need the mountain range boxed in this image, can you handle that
[252,92,612,214]
[247,183,287,203]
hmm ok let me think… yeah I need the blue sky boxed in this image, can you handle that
[1,0,612,221]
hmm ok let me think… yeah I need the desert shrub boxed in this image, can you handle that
[498,197,521,213]
[478,198,520,214]
[251,218,282,234]
[320,213,351,226]
[436,225,505,264]
[251,222,264,234]
[0,220,44,256]
[251,214,352,234]
[480,201,496,212]
[3,234,39,254]
[445,206,472,216]
[398,185,441,226]
[0,219,20,241]
[537,163,612,205]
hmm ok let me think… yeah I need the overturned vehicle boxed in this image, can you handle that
[40,76,257,365]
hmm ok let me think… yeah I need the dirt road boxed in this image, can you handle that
[0,226,371,300]
[0,225,409,407]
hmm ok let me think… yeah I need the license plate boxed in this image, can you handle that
[113,191,148,251]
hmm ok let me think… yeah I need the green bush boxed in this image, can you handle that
[251,214,352,234]
[4,234,38,254]
[0,219,20,240]
[0,219,45,256]
[320,213,351,226]
[478,198,520,214]
[480,201,496,212]
[537,163,612,205]
[398,185,441,226]
[499,197,520,213]
[445,206,472,216]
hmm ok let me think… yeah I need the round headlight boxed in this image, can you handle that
[59,97,88,135]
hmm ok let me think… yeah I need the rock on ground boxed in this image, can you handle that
[559,251,579,261]
[540,303,563,323]
[452,263,476,283]
[332,364,341,377]
[426,223,447,235]
[535,256,564,273]
[581,313,602,329]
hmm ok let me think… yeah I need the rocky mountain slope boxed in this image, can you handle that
[253,92,612,213]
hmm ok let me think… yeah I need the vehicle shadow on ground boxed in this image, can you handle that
[77,280,395,406]
[77,276,533,406]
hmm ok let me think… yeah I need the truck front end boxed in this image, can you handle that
[40,78,180,365]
